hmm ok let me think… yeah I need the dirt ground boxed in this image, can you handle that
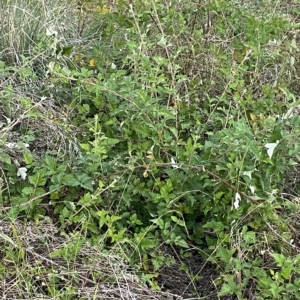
[158,245,237,300]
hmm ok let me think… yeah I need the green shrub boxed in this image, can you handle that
[2,0,300,298]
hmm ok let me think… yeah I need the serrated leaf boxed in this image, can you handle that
[151,218,164,229]
[243,231,256,244]
[168,126,178,138]
[282,265,293,280]
[175,238,189,248]
[66,201,76,211]
[44,155,57,170]
[61,207,69,218]
[29,170,47,186]
[50,191,59,200]
[218,283,235,296]
[101,137,120,146]
[24,153,33,165]
[80,143,90,151]
[109,215,122,223]
[76,173,93,191]
[22,186,34,195]
[63,174,79,186]
[271,252,286,266]
[0,153,11,164]
[171,215,185,226]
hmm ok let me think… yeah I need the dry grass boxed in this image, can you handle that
[0,218,181,299]
[0,0,90,65]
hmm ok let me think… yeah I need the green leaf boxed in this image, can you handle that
[171,215,185,226]
[216,247,236,263]
[61,207,70,218]
[78,193,93,206]
[44,155,57,171]
[76,173,93,191]
[160,179,173,198]
[110,228,126,242]
[271,253,286,267]
[80,143,90,151]
[66,201,76,211]
[137,236,158,252]
[11,196,26,206]
[218,282,237,296]
[109,215,122,223]
[243,231,256,244]
[282,264,293,280]
[22,186,34,195]
[29,170,47,186]
[0,232,17,247]
[174,238,189,248]
[63,174,79,186]
[97,210,109,228]
[101,137,120,146]
[60,45,74,57]
[0,153,11,164]
[129,213,143,225]
[151,218,164,229]
[23,152,33,165]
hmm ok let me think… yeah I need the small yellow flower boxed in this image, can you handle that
[89,59,95,67]
[97,6,109,14]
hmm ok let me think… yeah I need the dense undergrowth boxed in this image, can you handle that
[1,0,300,299]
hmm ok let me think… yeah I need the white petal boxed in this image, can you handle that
[234,192,241,209]
[249,185,255,194]
[17,167,27,180]
[242,170,253,179]
[265,140,279,159]
[171,157,179,168]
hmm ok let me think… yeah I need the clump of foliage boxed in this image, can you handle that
[1,0,300,299]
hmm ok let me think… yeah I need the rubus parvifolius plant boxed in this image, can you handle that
[2,0,300,298]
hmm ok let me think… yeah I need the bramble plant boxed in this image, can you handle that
[1,0,300,299]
